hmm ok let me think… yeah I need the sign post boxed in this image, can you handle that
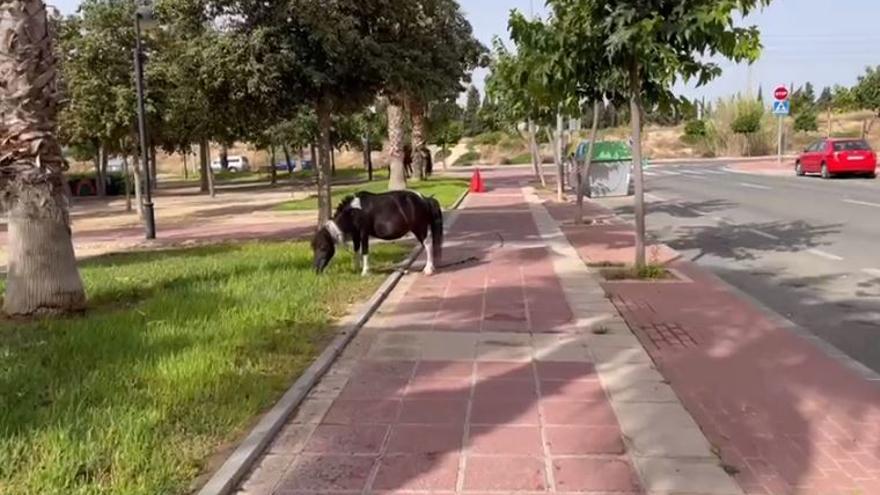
[773,85,791,164]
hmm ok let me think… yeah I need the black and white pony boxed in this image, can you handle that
[311,190,443,276]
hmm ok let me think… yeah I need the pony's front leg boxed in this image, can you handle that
[360,235,370,276]
[423,238,435,276]
[352,236,362,272]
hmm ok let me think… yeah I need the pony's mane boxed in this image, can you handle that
[334,194,357,218]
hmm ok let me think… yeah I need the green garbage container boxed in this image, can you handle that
[572,140,645,198]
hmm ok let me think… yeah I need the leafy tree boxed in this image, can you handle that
[853,66,880,137]
[427,98,464,169]
[574,0,768,267]
[817,86,833,110]
[794,109,819,133]
[1,0,86,315]
[463,86,482,136]
[731,100,764,155]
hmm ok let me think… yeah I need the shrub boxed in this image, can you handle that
[510,152,533,164]
[684,119,707,138]
[67,172,127,197]
[794,110,819,133]
[471,131,507,146]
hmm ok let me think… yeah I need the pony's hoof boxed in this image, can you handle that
[423,265,435,276]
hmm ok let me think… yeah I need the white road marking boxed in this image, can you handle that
[862,268,880,278]
[746,228,780,240]
[644,171,659,177]
[657,170,681,176]
[843,199,880,208]
[807,249,844,261]
[739,182,772,190]
[645,193,667,202]
[702,169,727,175]
[691,208,713,216]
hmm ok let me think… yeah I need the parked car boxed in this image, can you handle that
[796,138,877,179]
[106,157,125,173]
[210,155,250,173]
[273,161,297,172]
[273,159,313,172]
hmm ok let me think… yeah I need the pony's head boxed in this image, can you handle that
[311,220,343,274]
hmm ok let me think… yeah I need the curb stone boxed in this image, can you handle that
[196,190,469,495]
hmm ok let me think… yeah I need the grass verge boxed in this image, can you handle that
[274,177,468,212]
[0,241,407,495]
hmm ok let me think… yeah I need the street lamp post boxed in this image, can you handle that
[134,1,156,239]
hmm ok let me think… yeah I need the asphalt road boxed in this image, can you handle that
[594,162,880,374]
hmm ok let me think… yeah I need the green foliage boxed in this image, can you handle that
[817,86,833,110]
[794,110,819,133]
[0,241,407,494]
[684,120,708,138]
[731,100,764,135]
[832,85,859,112]
[472,131,508,146]
[463,86,482,136]
[428,98,464,148]
[854,66,880,115]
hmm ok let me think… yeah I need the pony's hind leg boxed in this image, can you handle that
[360,235,370,276]
[423,239,435,275]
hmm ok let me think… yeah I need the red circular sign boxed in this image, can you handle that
[774,86,789,101]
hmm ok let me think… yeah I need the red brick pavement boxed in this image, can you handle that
[261,171,644,494]
[550,198,880,495]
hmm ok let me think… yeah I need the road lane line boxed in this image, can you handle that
[843,199,880,208]
[746,228,781,240]
[739,182,772,190]
[702,170,727,175]
[807,249,844,261]
[862,268,880,278]
[645,193,667,202]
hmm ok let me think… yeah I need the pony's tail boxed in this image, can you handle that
[427,196,443,265]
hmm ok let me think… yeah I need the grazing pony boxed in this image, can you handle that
[311,190,444,276]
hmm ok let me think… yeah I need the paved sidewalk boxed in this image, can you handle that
[545,198,880,494]
[234,170,738,495]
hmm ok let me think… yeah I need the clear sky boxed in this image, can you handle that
[51,0,880,102]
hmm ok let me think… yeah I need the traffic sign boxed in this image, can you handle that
[773,100,790,116]
[774,85,789,101]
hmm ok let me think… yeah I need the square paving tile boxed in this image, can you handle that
[321,399,402,425]
[539,378,605,401]
[303,424,388,454]
[405,376,472,400]
[269,424,314,454]
[238,453,295,493]
[552,457,641,492]
[541,400,619,426]
[276,455,376,491]
[415,361,474,379]
[399,399,469,424]
[471,398,541,425]
[468,426,544,455]
[464,456,547,491]
[372,453,461,491]
[545,426,626,455]
[535,361,597,381]
[386,424,464,454]
[473,379,538,401]
[476,361,535,381]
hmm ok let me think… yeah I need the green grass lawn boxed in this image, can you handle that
[0,241,408,495]
[274,177,468,212]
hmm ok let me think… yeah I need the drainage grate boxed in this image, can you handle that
[639,322,699,350]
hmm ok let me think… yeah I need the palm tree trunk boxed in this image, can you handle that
[410,97,427,181]
[387,97,407,190]
[576,101,601,224]
[315,96,334,224]
[630,61,647,269]
[0,0,86,315]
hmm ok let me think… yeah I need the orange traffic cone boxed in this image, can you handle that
[469,168,486,193]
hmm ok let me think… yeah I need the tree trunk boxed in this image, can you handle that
[198,139,210,193]
[630,61,647,269]
[387,98,407,190]
[441,143,448,170]
[410,97,427,181]
[270,146,277,185]
[95,141,107,197]
[556,113,565,200]
[576,101,601,225]
[282,145,293,174]
[310,143,317,170]
[121,152,132,212]
[330,146,336,176]
[827,107,832,137]
[219,144,229,172]
[182,150,189,180]
[315,97,334,224]
[0,0,87,315]
[528,120,546,187]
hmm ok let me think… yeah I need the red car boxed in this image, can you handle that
[796,138,877,179]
